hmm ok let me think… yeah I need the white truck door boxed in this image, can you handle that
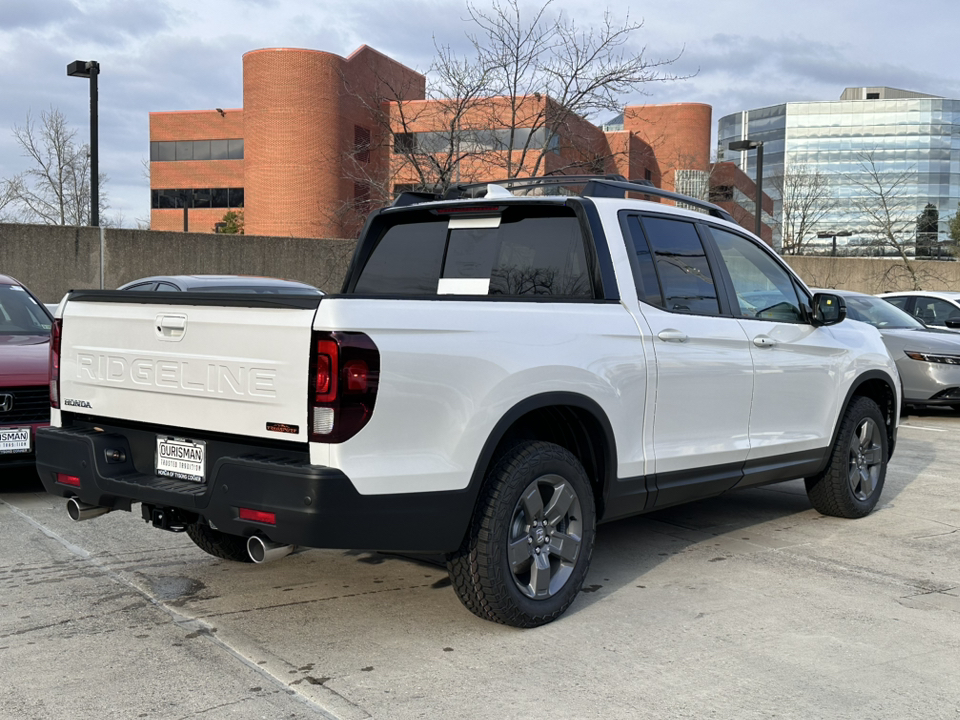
[620,213,753,507]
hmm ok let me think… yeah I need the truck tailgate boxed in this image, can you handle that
[57,292,318,442]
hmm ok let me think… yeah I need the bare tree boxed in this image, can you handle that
[771,165,836,255]
[4,108,108,226]
[332,0,685,236]
[847,152,939,291]
[464,0,685,179]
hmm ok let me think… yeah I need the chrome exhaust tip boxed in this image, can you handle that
[246,535,294,564]
[67,497,111,522]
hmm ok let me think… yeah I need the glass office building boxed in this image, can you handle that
[717,87,960,254]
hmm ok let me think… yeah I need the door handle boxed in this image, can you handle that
[658,329,688,343]
[753,335,778,348]
[156,314,187,340]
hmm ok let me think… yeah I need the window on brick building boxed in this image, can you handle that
[227,139,244,160]
[393,132,416,154]
[211,140,229,160]
[149,139,243,162]
[644,169,653,183]
[354,126,371,164]
[151,188,244,210]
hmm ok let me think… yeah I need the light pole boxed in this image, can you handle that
[67,60,100,227]
[729,139,764,240]
[817,230,853,256]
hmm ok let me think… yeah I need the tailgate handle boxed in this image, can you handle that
[156,314,187,340]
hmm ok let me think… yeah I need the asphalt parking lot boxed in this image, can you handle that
[2,409,959,720]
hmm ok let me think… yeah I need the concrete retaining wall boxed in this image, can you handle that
[785,256,960,294]
[2,222,957,302]
[0,223,357,301]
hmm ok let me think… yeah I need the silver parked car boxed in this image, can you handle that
[117,274,323,295]
[828,289,960,410]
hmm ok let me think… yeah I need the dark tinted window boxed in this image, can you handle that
[228,138,244,160]
[150,141,159,161]
[229,187,244,207]
[640,216,719,314]
[175,141,193,161]
[622,214,663,307]
[211,188,229,208]
[157,142,175,161]
[711,227,803,322]
[354,219,448,294]
[354,206,592,298]
[0,285,51,334]
[193,188,211,208]
[124,282,156,291]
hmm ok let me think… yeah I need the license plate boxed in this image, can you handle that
[0,427,30,454]
[156,436,206,483]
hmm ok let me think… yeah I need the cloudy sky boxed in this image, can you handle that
[1,0,958,227]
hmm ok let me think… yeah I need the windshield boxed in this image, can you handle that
[843,295,926,330]
[0,284,52,335]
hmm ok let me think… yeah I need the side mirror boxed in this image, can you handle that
[946,318,960,330]
[811,293,846,326]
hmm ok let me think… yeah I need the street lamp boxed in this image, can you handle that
[817,230,853,256]
[67,60,100,227]
[729,139,764,240]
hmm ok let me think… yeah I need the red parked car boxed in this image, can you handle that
[0,275,53,470]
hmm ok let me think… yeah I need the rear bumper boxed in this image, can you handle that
[36,425,474,553]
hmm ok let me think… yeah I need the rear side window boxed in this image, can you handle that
[354,205,593,298]
[640,216,720,315]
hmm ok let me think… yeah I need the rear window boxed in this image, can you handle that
[353,205,594,298]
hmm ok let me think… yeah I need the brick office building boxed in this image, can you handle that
[150,45,771,241]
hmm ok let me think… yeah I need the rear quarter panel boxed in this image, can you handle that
[311,298,648,495]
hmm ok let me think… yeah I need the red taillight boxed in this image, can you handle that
[308,331,380,443]
[314,340,338,402]
[238,507,276,525]
[49,318,62,408]
[344,360,368,392]
[56,473,81,487]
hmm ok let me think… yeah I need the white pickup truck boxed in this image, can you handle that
[38,176,900,627]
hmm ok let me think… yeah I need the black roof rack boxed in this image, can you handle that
[442,174,632,199]
[391,174,735,224]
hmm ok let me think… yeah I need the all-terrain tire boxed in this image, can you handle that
[186,523,253,562]
[805,396,888,519]
[446,441,596,628]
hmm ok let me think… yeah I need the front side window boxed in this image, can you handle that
[640,216,719,315]
[883,296,909,311]
[710,227,804,323]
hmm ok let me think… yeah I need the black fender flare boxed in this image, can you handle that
[821,369,900,472]
[463,391,618,507]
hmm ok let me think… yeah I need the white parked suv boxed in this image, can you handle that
[37,176,900,627]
